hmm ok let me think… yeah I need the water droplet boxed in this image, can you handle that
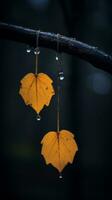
[26,48,31,53]
[34,47,40,55]
[36,113,41,121]
[59,71,64,80]
[56,56,59,61]
[34,50,40,55]
[59,175,63,179]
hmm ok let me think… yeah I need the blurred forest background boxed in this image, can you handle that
[0,0,112,200]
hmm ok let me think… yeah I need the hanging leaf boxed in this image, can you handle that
[41,130,78,172]
[19,73,55,113]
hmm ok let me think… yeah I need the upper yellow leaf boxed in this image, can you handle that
[41,130,78,172]
[19,73,55,113]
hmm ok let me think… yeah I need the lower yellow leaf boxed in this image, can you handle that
[41,130,78,172]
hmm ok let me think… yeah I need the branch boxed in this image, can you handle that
[0,22,112,74]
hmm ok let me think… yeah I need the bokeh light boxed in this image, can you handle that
[87,72,112,95]
[27,0,49,10]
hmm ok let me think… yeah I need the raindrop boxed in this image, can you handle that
[34,49,40,55]
[36,113,41,121]
[56,56,59,61]
[26,48,31,53]
[59,71,64,81]
[59,174,63,179]
[34,47,40,55]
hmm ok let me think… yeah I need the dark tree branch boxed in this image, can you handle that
[0,22,112,74]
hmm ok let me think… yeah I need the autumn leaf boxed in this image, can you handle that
[19,73,55,113]
[41,130,78,172]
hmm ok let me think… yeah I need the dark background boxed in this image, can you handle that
[0,0,112,199]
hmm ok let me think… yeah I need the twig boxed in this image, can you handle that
[0,22,112,74]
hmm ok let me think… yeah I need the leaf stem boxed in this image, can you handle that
[35,53,38,75]
[35,30,40,75]
[57,78,60,133]
[56,34,60,133]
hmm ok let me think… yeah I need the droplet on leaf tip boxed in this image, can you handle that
[59,175,63,179]
[36,113,41,121]
[59,174,63,179]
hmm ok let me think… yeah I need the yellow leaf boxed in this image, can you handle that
[41,130,78,172]
[19,73,55,113]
